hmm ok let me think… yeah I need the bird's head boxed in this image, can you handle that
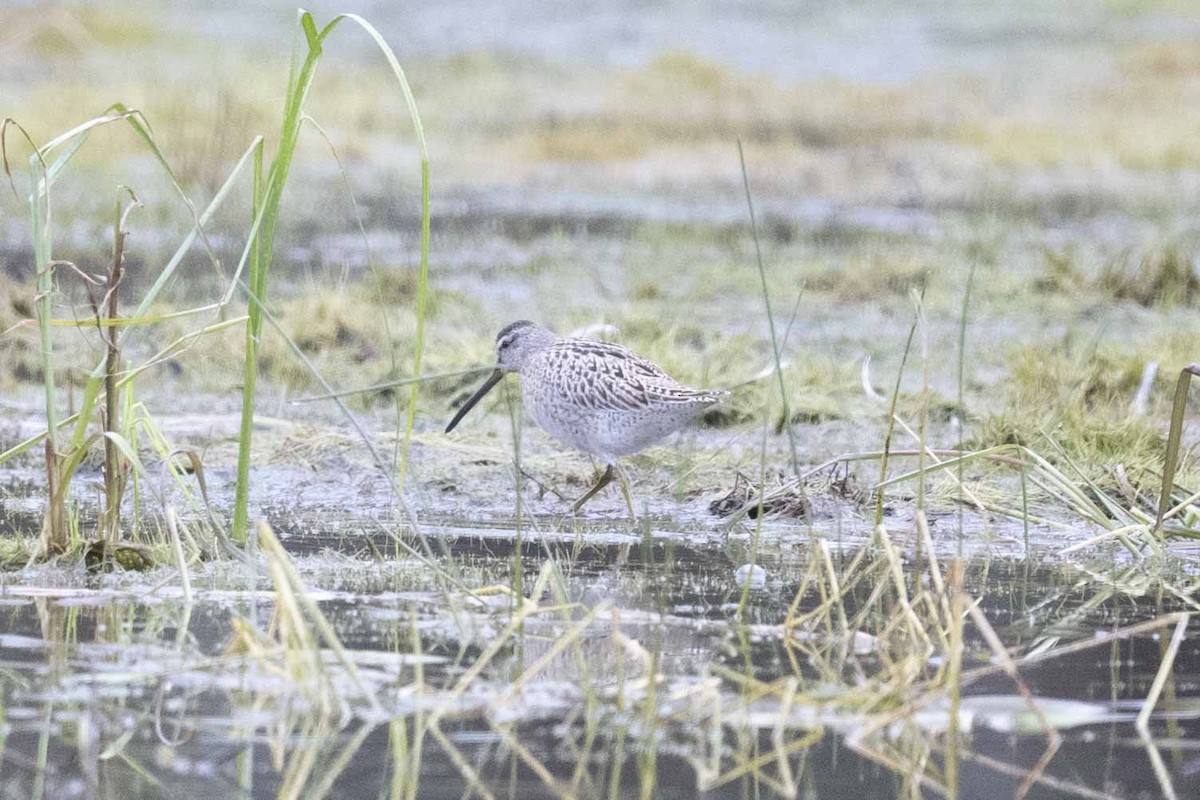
[444,320,557,433]
[494,319,557,372]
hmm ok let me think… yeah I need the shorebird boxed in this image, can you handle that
[445,320,725,513]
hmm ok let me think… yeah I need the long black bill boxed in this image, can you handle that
[444,368,505,433]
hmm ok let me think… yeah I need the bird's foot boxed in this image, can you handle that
[571,464,615,514]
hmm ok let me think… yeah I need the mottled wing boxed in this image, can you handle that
[544,339,723,412]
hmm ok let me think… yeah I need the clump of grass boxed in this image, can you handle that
[0,536,32,568]
[1096,246,1200,308]
[709,467,868,519]
[245,281,476,410]
[255,286,392,392]
[967,334,1200,498]
[1007,338,1148,410]
[896,389,965,424]
[366,264,428,305]
[1033,248,1087,295]
[1005,331,1200,415]
[971,413,1170,493]
[801,252,931,303]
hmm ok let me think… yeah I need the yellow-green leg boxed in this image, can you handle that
[614,463,637,520]
[572,464,615,513]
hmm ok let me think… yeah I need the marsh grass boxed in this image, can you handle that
[1037,244,1200,310]
[739,140,799,478]
[0,524,1196,797]
[1,102,235,558]
[1096,246,1200,308]
[960,326,1200,505]
[1,9,435,566]
[3,7,1200,799]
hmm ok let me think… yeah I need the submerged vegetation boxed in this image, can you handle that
[2,2,1200,799]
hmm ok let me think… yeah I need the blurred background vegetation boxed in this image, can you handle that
[3,0,1200,491]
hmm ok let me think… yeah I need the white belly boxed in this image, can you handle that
[522,381,700,461]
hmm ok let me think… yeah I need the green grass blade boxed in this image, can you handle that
[874,294,922,525]
[737,139,798,477]
[100,432,148,479]
[956,258,977,546]
[232,10,434,541]
[231,142,268,543]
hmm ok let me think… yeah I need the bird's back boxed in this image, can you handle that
[519,336,723,458]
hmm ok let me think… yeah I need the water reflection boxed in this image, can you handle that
[0,544,1197,799]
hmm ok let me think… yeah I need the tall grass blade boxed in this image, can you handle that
[874,293,922,525]
[231,12,319,543]
[32,156,63,553]
[956,259,976,548]
[231,10,432,540]
[737,139,799,476]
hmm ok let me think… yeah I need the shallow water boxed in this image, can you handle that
[5,1,1200,797]
[0,521,1197,800]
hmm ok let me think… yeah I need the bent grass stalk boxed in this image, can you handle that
[1156,364,1200,534]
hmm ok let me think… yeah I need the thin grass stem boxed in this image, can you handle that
[737,139,800,476]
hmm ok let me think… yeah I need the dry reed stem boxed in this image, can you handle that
[494,727,577,800]
[944,558,964,797]
[428,723,497,800]
[894,416,990,521]
[963,750,1120,800]
[959,612,1189,685]
[498,602,605,703]
[258,522,382,715]
[165,508,191,604]
[817,539,851,639]
[708,729,820,794]
[873,523,933,650]
[966,601,1060,800]
[1137,614,1190,734]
